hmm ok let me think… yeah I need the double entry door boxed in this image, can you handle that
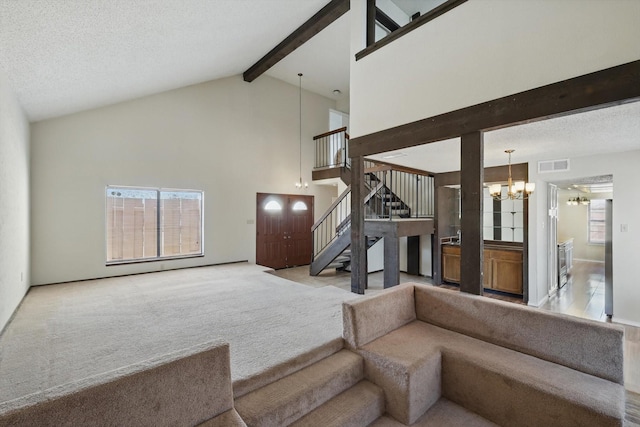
[256,193,314,269]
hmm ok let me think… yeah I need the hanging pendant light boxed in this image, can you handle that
[567,195,590,206]
[295,73,308,189]
[488,149,535,200]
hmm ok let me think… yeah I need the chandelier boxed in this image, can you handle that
[488,149,535,200]
[567,195,590,206]
[295,72,308,189]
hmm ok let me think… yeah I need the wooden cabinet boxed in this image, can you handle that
[442,244,461,283]
[441,244,523,295]
[489,249,523,294]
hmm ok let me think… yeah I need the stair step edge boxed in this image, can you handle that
[235,350,363,427]
[290,380,385,427]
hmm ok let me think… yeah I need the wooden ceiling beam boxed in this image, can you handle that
[243,0,350,82]
[349,60,640,158]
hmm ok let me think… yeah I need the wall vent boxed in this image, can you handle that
[538,158,570,173]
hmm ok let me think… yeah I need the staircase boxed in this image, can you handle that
[235,348,385,427]
[310,169,417,276]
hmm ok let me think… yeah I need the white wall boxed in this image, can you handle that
[557,190,613,262]
[0,71,30,332]
[528,151,640,326]
[349,0,640,324]
[30,75,337,285]
[350,0,640,138]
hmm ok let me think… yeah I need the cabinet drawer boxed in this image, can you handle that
[442,244,461,255]
[490,249,522,262]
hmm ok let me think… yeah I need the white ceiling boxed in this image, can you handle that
[0,0,347,122]
[368,101,640,174]
[1,0,637,176]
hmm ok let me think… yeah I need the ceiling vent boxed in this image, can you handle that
[538,158,570,174]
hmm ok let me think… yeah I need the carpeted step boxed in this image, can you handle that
[235,349,363,427]
[369,398,501,426]
[290,380,384,427]
[233,337,344,399]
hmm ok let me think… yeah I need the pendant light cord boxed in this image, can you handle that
[299,73,303,184]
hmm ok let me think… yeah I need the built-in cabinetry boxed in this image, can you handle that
[442,243,523,295]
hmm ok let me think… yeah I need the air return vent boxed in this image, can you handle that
[538,158,570,173]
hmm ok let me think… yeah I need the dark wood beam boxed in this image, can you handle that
[349,60,640,157]
[366,0,376,46]
[375,7,400,33]
[436,163,528,187]
[460,132,484,295]
[351,156,367,294]
[243,0,350,82]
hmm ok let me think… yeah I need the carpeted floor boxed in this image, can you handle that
[0,263,360,404]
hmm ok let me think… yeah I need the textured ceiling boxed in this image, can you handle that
[0,0,335,121]
[368,101,640,174]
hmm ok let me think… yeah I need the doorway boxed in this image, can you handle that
[544,176,613,320]
[256,193,314,269]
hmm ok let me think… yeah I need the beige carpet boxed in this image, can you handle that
[0,263,360,404]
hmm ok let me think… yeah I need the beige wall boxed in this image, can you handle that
[0,71,30,332]
[30,75,337,285]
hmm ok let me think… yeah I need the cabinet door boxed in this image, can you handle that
[492,258,523,294]
[483,256,492,288]
[442,253,461,283]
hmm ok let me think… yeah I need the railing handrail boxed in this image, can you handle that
[311,185,351,230]
[364,157,434,177]
[313,127,348,141]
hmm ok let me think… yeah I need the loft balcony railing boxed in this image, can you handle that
[363,162,435,220]
[313,127,350,170]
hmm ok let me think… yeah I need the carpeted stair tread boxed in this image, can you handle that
[232,337,344,399]
[235,349,363,427]
[197,408,247,426]
[290,380,384,427]
[370,398,498,427]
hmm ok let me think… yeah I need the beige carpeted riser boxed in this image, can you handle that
[290,380,385,427]
[442,350,624,427]
[413,283,624,384]
[0,341,235,427]
[360,320,625,426]
[361,347,441,424]
[370,398,499,427]
[197,408,247,427]
[233,337,344,399]
[343,283,416,349]
[235,349,363,427]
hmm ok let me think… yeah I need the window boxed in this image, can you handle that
[106,186,203,264]
[588,199,606,244]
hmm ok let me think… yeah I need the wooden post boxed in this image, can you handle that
[460,131,484,295]
[384,235,400,288]
[351,156,367,294]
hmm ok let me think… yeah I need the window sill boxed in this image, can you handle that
[106,253,205,266]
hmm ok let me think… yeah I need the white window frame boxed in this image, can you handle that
[588,199,606,245]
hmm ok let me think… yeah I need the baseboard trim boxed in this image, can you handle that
[528,294,549,308]
[573,258,604,263]
[31,260,250,287]
[612,317,640,328]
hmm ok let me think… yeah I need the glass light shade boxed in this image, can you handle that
[525,182,535,193]
[514,181,525,192]
[489,184,502,196]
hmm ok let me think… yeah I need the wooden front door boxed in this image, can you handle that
[256,193,314,269]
